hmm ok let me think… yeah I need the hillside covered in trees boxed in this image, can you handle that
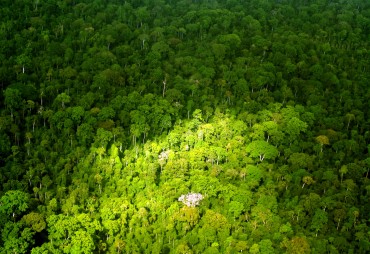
[0,0,369,253]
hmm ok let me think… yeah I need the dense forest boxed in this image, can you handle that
[0,0,369,253]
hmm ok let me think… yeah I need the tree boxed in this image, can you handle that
[302,176,314,188]
[94,128,113,148]
[178,193,204,207]
[286,237,310,254]
[284,117,308,143]
[175,206,200,232]
[245,165,263,188]
[22,212,46,232]
[288,153,314,170]
[228,201,244,219]
[69,230,95,254]
[98,106,115,121]
[70,106,85,125]
[310,209,328,236]
[16,53,31,74]
[339,165,348,183]
[345,113,355,130]
[201,210,230,244]
[0,190,29,219]
[315,135,330,152]
[246,140,278,162]
[259,239,274,254]
[249,243,260,254]
[3,88,22,118]
[0,221,34,254]
[0,132,11,156]
[54,93,71,108]
[176,243,193,254]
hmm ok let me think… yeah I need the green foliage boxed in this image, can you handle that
[22,212,46,233]
[0,0,369,252]
[3,88,22,114]
[311,209,328,235]
[69,230,95,254]
[0,190,29,218]
[246,140,278,162]
[0,132,11,155]
[1,221,35,254]
[228,201,244,219]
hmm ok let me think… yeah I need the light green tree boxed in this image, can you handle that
[246,140,278,162]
